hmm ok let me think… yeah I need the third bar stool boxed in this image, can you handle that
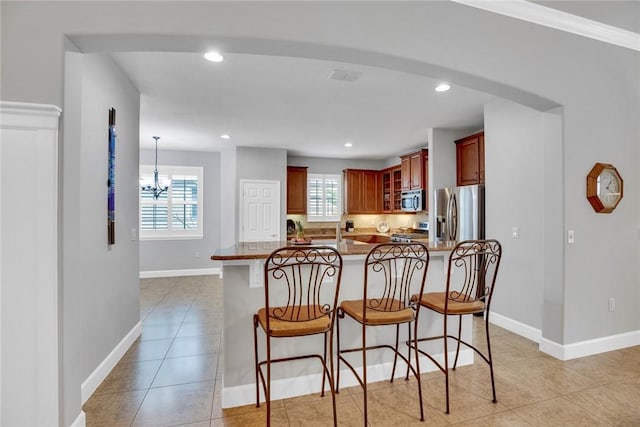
[410,239,502,414]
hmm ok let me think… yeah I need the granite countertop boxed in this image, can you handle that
[212,239,455,261]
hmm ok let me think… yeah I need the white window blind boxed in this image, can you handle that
[307,173,341,222]
[139,165,204,240]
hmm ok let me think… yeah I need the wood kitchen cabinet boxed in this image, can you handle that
[455,131,485,186]
[400,149,428,191]
[380,165,402,213]
[343,169,379,214]
[286,166,307,214]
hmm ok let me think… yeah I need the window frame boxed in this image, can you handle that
[139,164,204,240]
[306,173,342,222]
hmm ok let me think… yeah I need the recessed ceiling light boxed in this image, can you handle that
[220,134,231,139]
[344,142,353,147]
[204,52,224,63]
[435,83,451,92]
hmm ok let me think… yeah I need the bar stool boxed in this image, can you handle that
[336,242,429,425]
[253,246,343,426]
[410,239,502,414]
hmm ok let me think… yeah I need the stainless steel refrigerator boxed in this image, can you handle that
[434,185,485,242]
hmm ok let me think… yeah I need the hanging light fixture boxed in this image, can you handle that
[141,136,169,199]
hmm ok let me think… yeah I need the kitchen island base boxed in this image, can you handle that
[215,243,475,408]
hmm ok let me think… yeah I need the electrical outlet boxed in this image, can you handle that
[608,297,615,312]
[567,229,575,244]
[195,251,201,259]
[511,226,519,239]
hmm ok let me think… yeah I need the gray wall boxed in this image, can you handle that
[236,147,287,240]
[484,99,545,330]
[139,149,221,272]
[288,156,387,174]
[62,52,140,425]
[219,146,237,248]
[1,2,639,424]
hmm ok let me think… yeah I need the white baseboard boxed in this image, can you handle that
[140,268,221,278]
[222,349,473,408]
[69,410,86,427]
[490,311,640,361]
[540,330,640,361]
[81,322,142,403]
[489,311,542,343]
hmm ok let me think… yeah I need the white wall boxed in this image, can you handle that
[1,103,61,426]
[62,52,140,425]
[484,99,545,330]
[139,149,221,272]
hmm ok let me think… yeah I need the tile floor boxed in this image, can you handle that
[83,275,640,426]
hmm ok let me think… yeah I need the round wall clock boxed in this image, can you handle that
[586,163,623,213]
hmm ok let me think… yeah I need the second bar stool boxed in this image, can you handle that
[336,242,429,425]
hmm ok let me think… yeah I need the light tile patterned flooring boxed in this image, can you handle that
[83,276,640,426]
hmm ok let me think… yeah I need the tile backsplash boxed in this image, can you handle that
[287,213,429,232]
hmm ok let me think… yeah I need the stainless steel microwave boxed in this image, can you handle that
[401,189,424,212]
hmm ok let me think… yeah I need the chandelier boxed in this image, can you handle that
[141,136,169,199]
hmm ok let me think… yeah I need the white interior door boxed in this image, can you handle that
[240,180,280,242]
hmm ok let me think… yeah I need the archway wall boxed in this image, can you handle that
[2,2,639,425]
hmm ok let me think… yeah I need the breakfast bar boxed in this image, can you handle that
[212,239,474,408]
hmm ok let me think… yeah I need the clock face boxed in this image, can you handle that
[587,163,623,213]
[598,169,622,208]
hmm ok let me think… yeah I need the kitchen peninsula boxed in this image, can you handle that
[212,239,476,409]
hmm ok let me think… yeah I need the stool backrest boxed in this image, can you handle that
[263,245,343,324]
[363,243,429,315]
[446,239,502,310]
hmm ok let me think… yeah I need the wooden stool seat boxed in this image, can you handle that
[419,292,485,315]
[257,306,332,337]
[340,299,415,325]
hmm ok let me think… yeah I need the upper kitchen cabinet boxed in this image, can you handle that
[344,169,379,214]
[380,165,402,213]
[400,149,428,191]
[287,166,307,214]
[455,131,485,186]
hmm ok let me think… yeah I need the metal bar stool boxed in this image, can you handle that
[409,239,502,414]
[253,246,343,426]
[336,242,429,426]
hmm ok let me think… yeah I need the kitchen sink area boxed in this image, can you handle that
[349,234,391,244]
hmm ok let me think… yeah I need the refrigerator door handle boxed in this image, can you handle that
[448,193,458,241]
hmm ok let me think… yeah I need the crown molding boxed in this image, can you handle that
[452,0,640,52]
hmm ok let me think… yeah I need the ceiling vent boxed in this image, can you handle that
[328,69,362,82]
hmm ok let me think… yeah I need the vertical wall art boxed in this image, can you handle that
[108,108,116,245]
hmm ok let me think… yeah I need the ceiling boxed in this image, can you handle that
[110,0,639,160]
[112,51,494,160]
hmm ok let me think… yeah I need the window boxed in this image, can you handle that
[139,165,203,240]
[307,173,341,222]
